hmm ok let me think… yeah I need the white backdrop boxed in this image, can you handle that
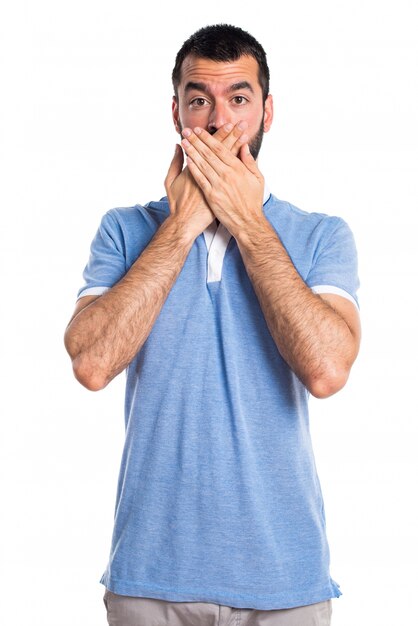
[1,1,417,624]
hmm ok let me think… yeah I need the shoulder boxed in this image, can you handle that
[97,199,170,246]
[267,194,349,228]
[265,194,355,247]
[104,198,170,229]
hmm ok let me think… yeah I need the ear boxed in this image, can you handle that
[263,94,273,132]
[172,96,181,134]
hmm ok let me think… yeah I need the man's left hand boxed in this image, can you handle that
[180,123,265,238]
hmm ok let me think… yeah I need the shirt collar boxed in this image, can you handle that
[263,183,271,205]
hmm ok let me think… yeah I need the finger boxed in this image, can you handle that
[221,121,249,155]
[181,135,219,183]
[211,121,248,151]
[164,144,183,190]
[186,155,212,197]
[212,122,234,144]
[240,143,262,177]
[183,127,237,168]
[229,130,249,156]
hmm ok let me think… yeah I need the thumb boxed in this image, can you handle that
[165,144,184,190]
[240,144,260,176]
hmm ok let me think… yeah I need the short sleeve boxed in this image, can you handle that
[306,216,360,309]
[77,211,127,300]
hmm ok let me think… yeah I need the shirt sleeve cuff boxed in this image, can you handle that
[77,286,110,300]
[311,285,359,310]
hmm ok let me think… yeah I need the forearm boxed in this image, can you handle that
[235,216,357,398]
[65,215,195,390]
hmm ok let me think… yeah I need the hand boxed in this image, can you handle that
[164,123,250,241]
[180,124,265,238]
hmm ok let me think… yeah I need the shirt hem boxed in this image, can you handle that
[99,573,342,610]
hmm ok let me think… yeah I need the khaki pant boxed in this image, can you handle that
[103,589,332,625]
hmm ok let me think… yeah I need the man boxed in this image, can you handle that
[65,24,360,626]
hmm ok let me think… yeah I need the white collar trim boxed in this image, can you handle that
[203,183,271,283]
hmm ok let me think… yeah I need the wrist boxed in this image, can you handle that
[162,213,198,247]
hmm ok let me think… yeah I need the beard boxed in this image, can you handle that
[177,116,265,160]
[246,118,264,160]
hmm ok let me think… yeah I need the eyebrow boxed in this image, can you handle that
[184,80,254,95]
[184,81,210,94]
[228,81,254,94]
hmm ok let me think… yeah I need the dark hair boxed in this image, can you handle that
[172,24,270,102]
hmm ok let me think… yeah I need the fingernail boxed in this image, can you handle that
[224,123,233,132]
[194,127,202,135]
[182,128,191,137]
[181,138,191,148]
[238,120,247,130]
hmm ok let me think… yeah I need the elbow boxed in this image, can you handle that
[74,365,107,391]
[72,357,108,391]
[64,329,108,392]
[306,365,351,399]
[68,349,108,392]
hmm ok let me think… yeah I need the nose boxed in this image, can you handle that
[207,102,230,133]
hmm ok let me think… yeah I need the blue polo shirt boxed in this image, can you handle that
[77,190,359,610]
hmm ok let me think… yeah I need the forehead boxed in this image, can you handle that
[179,54,261,92]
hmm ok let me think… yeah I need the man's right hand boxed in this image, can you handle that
[164,122,249,241]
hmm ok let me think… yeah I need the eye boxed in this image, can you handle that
[190,97,208,107]
[232,96,248,105]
